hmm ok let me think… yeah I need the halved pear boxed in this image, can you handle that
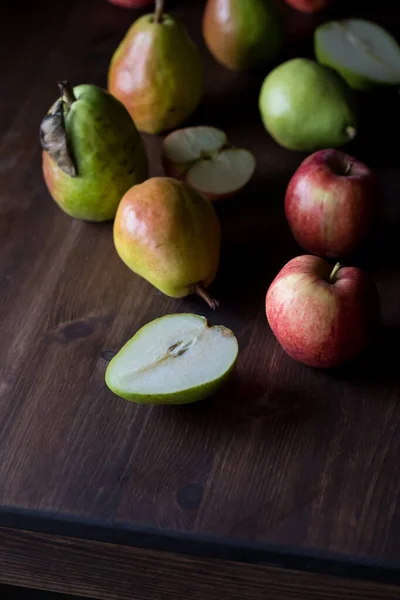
[315,19,400,90]
[105,313,239,404]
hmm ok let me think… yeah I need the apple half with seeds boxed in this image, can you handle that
[315,19,400,90]
[162,126,256,201]
[105,313,239,404]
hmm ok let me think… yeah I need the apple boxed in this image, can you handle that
[265,255,379,368]
[162,126,256,201]
[282,0,333,13]
[107,0,153,8]
[285,149,376,258]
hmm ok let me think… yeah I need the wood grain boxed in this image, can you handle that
[1,528,400,600]
[1,0,400,596]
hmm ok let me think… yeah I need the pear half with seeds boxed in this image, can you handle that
[315,19,400,90]
[105,314,239,404]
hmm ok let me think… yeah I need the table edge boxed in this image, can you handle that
[0,506,399,586]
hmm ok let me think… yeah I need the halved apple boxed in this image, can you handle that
[315,19,400,90]
[105,313,239,404]
[162,126,256,201]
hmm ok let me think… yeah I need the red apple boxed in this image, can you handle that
[162,126,256,201]
[285,149,376,258]
[107,0,153,8]
[266,255,379,368]
[281,0,333,13]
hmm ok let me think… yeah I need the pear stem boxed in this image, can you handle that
[329,262,341,284]
[154,0,165,23]
[58,80,76,109]
[193,284,219,310]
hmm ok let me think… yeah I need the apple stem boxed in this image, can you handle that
[154,0,165,23]
[329,262,341,284]
[58,80,76,109]
[346,126,357,140]
[193,284,219,310]
[345,162,353,176]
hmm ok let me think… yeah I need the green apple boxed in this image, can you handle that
[105,313,239,404]
[315,19,400,90]
[259,58,358,152]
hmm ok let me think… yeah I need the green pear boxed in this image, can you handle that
[40,82,148,222]
[105,313,239,404]
[315,19,400,90]
[113,177,221,309]
[259,58,358,152]
[203,0,283,71]
[108,0,203,134]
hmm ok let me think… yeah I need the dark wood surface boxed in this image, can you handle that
[1,0,400,596]
[1,584,79,600]
[2,528,400,600]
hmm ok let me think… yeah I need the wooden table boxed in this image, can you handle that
[1,1,400,598]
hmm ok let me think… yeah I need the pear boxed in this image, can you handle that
[40,82,148,222]
[203,0,283,71]
[113,177,221,308]
[259,58,358,152]
[105,313,238,404]
[315,19,400,90]
[108,0,203,134]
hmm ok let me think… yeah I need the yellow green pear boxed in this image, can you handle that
[40,81,148,221]
[108,0,203,134]
[113,177,221,308]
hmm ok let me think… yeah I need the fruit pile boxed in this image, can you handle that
[39,0,400,404]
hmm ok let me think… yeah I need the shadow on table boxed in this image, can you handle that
[0,584,87,599]
[332,325,400,391]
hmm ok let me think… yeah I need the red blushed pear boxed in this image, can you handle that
[266,255,379,369]
[285,149,377,258]
[113,178,221,309]
[203,0,283,71]
[108,0,203,134]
